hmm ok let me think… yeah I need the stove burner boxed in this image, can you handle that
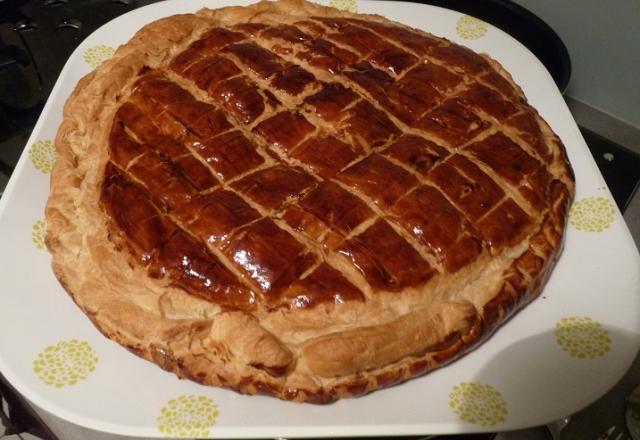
[0,0,163,181]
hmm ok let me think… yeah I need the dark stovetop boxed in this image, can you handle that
[580,127,640,212]
[0,1,639,439]
[0,0,161,175]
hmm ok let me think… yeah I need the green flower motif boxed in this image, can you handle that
[83,45,115,68]
[456,15,488,40]
[555,316,611,358]
[449,382,507,426]
[28,140,56,173]
[157,395,219,438]
[32,219,46,250]
[329,0,357,12]
[569,196,616,232]
[33,340,99,388]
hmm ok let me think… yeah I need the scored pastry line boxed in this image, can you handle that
[379,152,517,240]
[217,55,319,130]
[280,77,547,267]
[158,33,448,275]
[300,19,556,167]
[265,140,447,287]
[131,95,350,272]
[303,16,486,87]
[167,35,338,142]
[133,77,277,169]
[167,35,235,74]
[328,177,445,271]
[170,35,326,123]
[313,17,472,85]
[456,150,539,219]
[213,173,374,298]
[216,20,457,148]
[468,104,553,175]
[117,6,564,324]
[115,70,379,299]
[112,13,561,301]
[108,103,270,296]
[283,21,551,171]
[120,101,279,185]
[242,37,489,195]
[105,158,264,297]
[332,180,445,272]
[169,59,333,152]
[171,14,537,182]
[116,130,147,171]
[121,116,278,192]
[306,24,421,81]
[160,72,293,170]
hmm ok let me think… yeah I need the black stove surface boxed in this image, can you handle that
[0,0,160,174]
[580,127,640,212]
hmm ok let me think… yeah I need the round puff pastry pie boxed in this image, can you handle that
[46,0,574,403]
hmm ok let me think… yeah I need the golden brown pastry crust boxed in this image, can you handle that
[45,0,574,403]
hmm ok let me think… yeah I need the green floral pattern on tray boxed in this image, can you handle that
[28,140,55,173]
[329,0,357,12]
[83,45,115,68]
[569,196,615,232]
[32,219,46,250]
[157,395,219,438]
[449,382,507,426]
[555,316,611,358]
[33,340,99,388]
[456,15,488,40]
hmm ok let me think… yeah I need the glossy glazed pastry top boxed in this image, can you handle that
[102,14,558,311]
